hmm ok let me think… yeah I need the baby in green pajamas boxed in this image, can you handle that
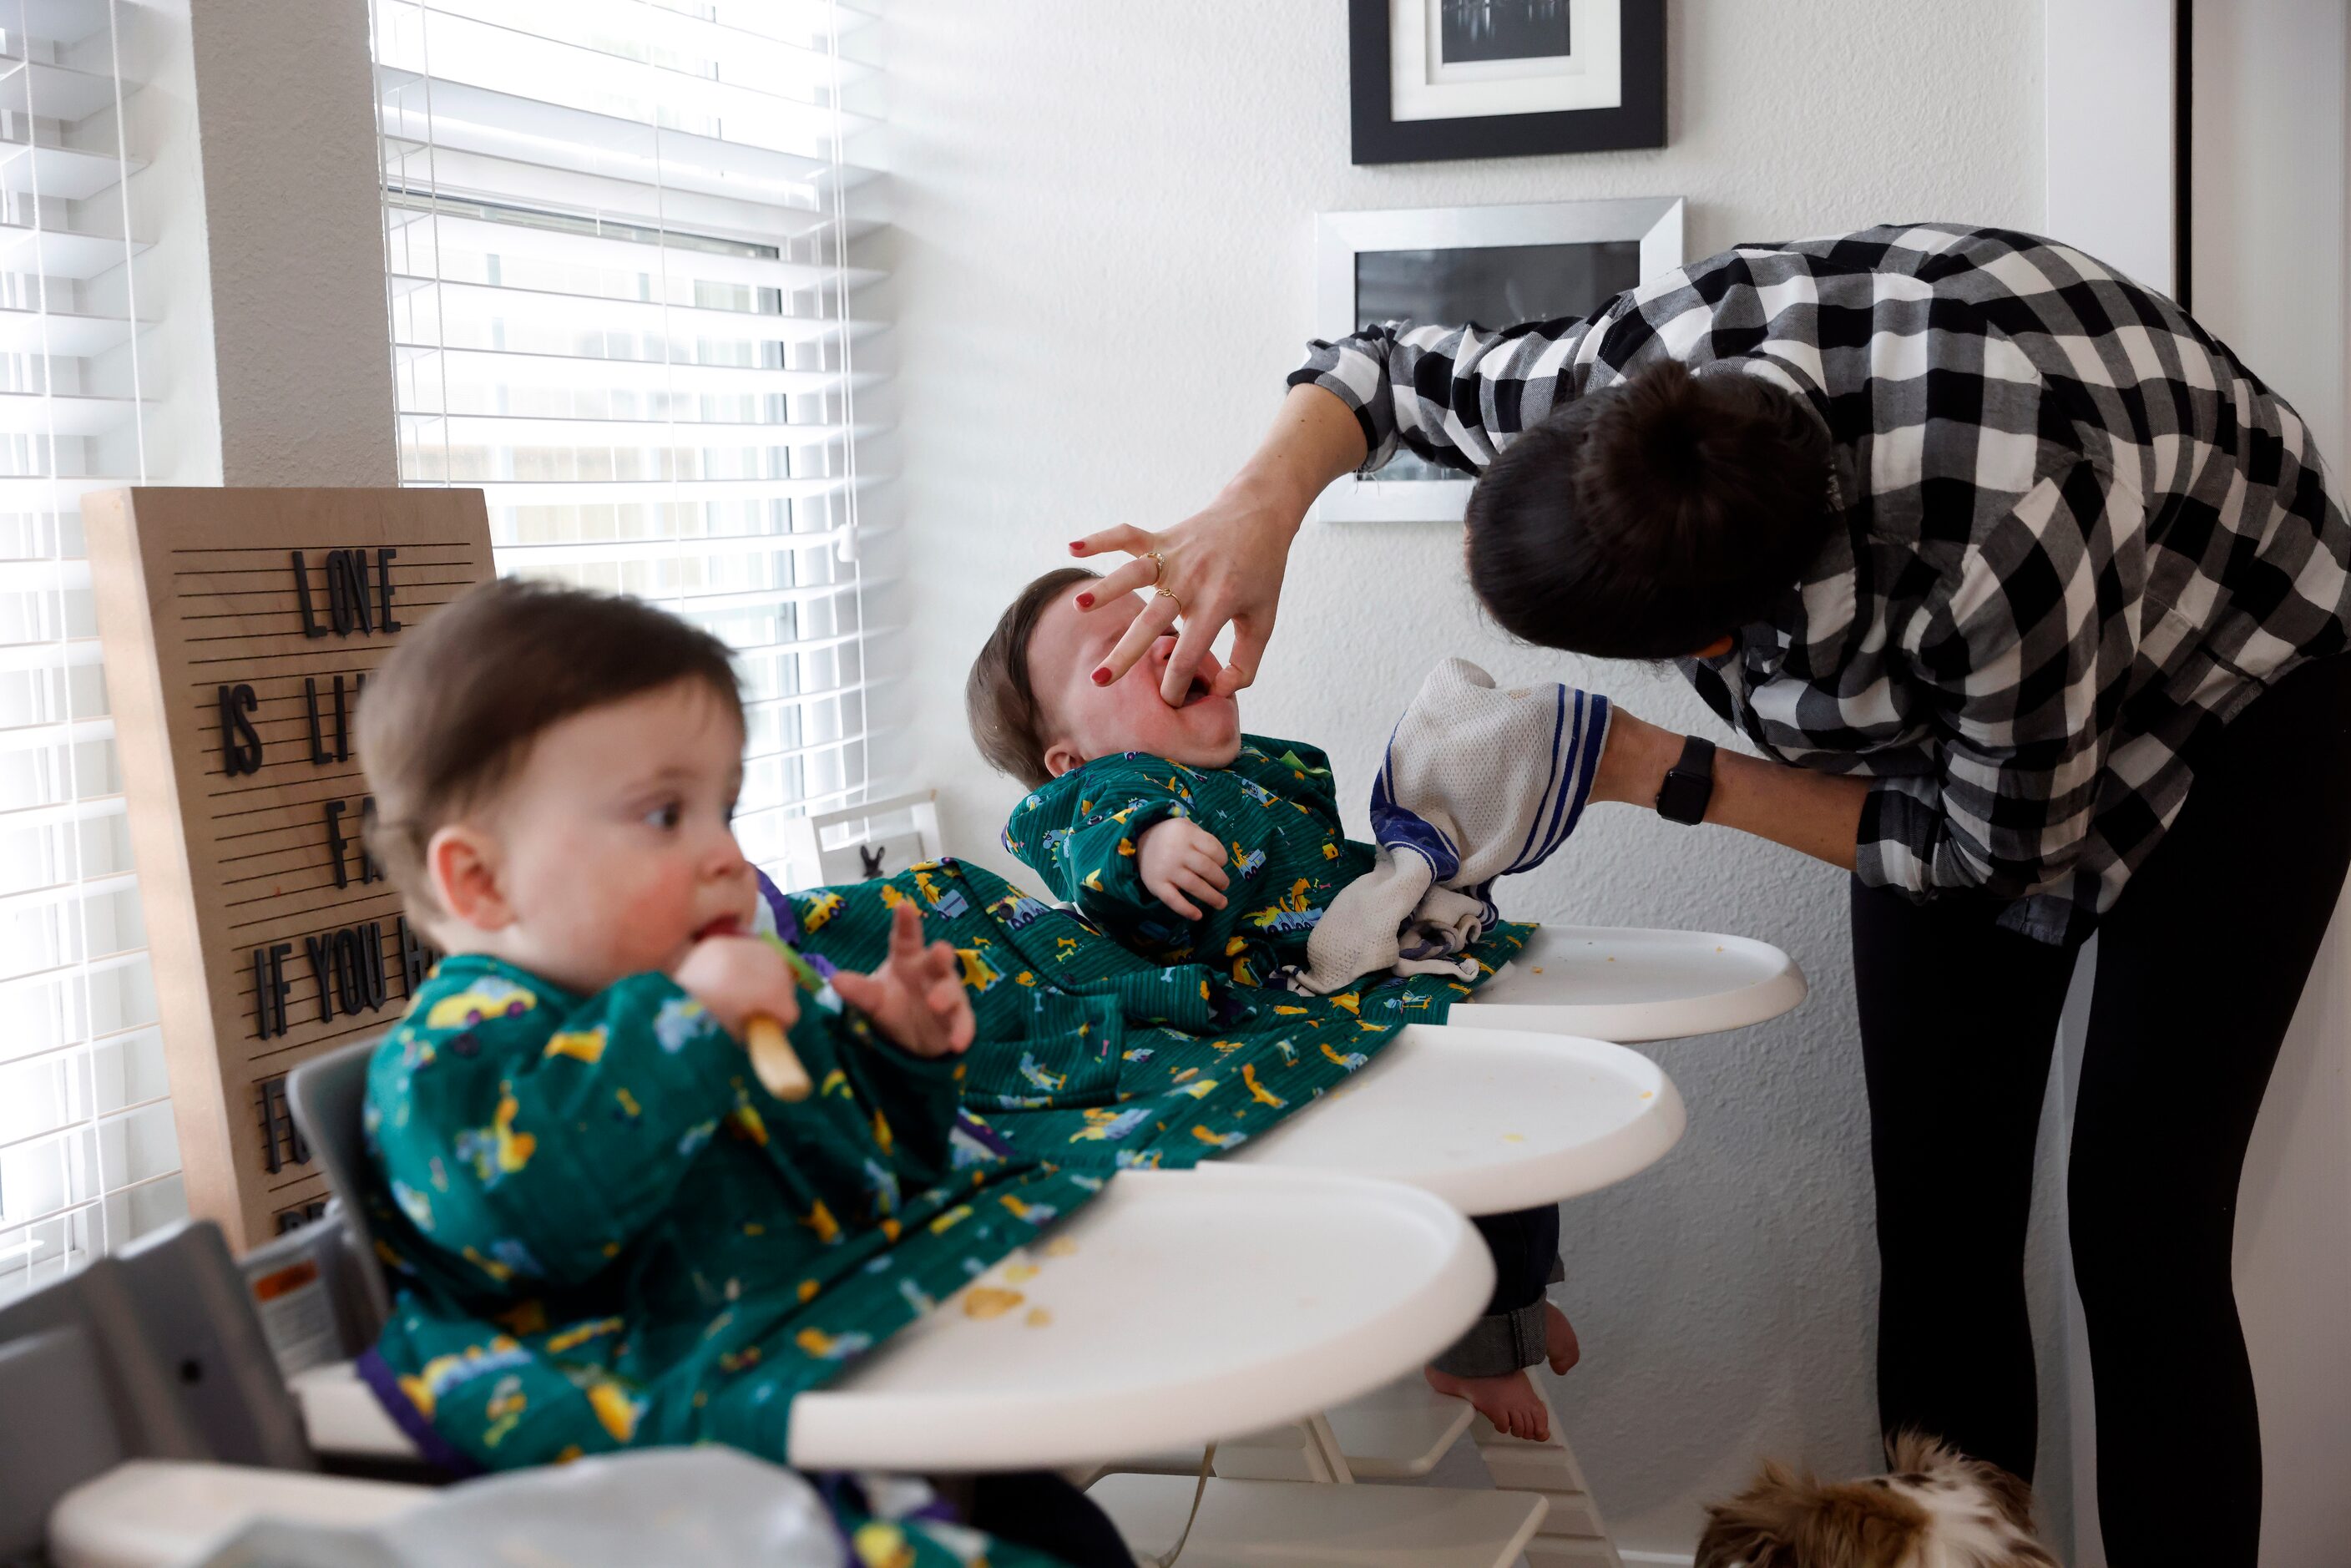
[966,567,1581,1444]
[352,578,1122,1568]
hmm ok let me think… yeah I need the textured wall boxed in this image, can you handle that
[880,3,2045,1552]
[186,0,398,487]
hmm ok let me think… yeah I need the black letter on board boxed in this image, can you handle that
[364,921,388,1009]
[292,551,325,639]
[218,684,262,776]
[268,943,293,1036]
[333,928,364,1015]
[358,796,384,883]
[304,934,334,1023]
[377,548,400,630]
[252,944,272,1037]
[397,916,439,995]
[325,550,353,635]
[258,1077,306,1174]
[326,549,377,635]
[349,550,374,635]
[323,800,350,889]
[332,674,350,762]
[304,678,330,766]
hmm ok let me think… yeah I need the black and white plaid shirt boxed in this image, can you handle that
[1292,224,2351,942]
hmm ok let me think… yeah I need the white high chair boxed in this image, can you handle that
[1090,968,1809,1568]
[33,1161,1549,1568]
[274,1040,1503,1474]
[258,1036,1570,1568]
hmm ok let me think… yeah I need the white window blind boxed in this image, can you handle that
[0,0,179,1304]
[372,0,886,883]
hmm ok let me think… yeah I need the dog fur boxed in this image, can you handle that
[1694,1432,2059,1568]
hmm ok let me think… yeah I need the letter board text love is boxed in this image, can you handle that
[87,488,493,1252]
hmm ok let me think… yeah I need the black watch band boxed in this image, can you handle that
[1655,736,1717,826]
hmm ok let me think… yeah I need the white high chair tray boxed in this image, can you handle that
[1447,925,1806,1041]
[790,1166,1489,1471]
[294,1169,1486,1475]
[1228,1024,1685,1216]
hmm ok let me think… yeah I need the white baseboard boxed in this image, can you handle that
[1616,1552,1696,1567]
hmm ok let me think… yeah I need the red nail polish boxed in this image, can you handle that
[1075,593,1094,608]
[1091,668,1112,685]
[1069,541,1086,554]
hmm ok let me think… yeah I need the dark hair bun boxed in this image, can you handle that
[1465,358,1836,660]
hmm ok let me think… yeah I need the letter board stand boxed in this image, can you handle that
[87,488,495,1252]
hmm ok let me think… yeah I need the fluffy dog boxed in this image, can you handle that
[1695,1432,2058,1568]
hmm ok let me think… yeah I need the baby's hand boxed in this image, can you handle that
[1137,817,1229,920]
[674,935,801,1039]
[828,902,974,1059]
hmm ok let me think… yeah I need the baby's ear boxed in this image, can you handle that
[425,822,513,932]
[1042,738,1086,778]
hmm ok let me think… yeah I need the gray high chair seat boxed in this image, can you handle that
[286,1037,394,1339]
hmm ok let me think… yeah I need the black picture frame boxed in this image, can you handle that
[1349,0,1666,165]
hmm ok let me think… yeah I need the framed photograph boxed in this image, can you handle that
[1350,0,1665,164]
[1313,195,1684,524]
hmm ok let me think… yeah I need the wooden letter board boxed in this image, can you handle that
[86,488,494,1252]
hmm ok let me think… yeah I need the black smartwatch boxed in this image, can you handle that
[1655,736,1717,826]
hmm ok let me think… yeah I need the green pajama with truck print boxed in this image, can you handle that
[362,954,1094,1568]
[1004,737,1367,989]
[995,735,1564,1381]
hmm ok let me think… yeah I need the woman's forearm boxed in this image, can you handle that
[1595,710,1868,872]
[1225,383,1369,530]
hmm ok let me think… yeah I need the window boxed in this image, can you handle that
[372,0,885,883]
[0,2,179,1302]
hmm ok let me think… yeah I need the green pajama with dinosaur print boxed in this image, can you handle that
[363,954,1094,1568]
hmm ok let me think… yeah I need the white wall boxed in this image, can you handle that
[881,2,2045,1553]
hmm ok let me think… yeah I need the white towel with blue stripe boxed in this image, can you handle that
[1295,658,1610,994]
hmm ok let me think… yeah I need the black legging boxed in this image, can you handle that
[1853,654,2351,1566]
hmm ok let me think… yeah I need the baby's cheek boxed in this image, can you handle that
[609,862,702,967]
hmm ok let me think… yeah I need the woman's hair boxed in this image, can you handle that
[359,576,743,912]
[1464,360,1835,660]
[966,566,1100,789]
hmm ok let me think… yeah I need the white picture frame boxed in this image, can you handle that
[1312,195,1686,524]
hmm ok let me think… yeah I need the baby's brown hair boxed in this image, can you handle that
[965,566,1098,789]
[359,577,742,915]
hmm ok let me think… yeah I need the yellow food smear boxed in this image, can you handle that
[962,1287,1025,1319]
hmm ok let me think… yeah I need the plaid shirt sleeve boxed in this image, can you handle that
[1858,461,2140,903]
[1287,316,1597,475]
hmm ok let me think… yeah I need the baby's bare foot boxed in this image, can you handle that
[1545,1302,1580,1375]
[1425,1364,1550,1442]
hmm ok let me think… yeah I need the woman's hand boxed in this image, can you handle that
[828,901,975,1058]
[1072,384,1367,705]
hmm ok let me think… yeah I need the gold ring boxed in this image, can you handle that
[1144,549,1166,586]
[1156,586,1185,616]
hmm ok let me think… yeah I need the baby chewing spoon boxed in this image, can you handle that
[745,936,830,1102]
